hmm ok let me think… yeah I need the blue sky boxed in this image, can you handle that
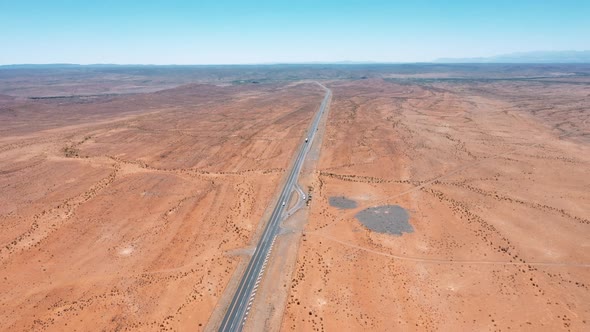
[0,0,589,64]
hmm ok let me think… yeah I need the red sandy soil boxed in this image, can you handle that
[0,82,324,331]
[2,67,590,331]
[282,78,590,331]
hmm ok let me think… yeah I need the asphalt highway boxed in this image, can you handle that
[218,83,331,331]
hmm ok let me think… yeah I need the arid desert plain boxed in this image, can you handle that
[1,64,589,331]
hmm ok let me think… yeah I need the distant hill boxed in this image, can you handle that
[0,63,83,69]
[435,50,590,63]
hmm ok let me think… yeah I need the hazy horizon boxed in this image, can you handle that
[1,0,589,65]
[2,50,590,67]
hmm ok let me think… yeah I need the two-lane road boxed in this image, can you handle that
[218,83,331,332]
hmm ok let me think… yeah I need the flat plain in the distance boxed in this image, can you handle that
[0,64,589,331]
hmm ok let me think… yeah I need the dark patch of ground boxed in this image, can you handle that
[355,205,412,235]
[329,196,357,209]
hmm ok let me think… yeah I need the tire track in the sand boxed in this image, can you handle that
[311,233,590,268]
[314,146,522,233]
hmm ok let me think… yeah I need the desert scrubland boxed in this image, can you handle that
[1,64,589,331]
[0,77,323,331]
[283,76,590,331]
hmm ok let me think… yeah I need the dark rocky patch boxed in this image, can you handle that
[355,205,412,235]
[329,196,357,209]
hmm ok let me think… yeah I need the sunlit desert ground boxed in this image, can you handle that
[282,77,590,331]
[0,81,323,331]
[1,65,589,331]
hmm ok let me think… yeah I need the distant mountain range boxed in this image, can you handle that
[2,51,590,67]
[435,50,590,63]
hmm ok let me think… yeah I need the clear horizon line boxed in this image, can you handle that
[0,61,426,66]
[3,50,590,67]
[3,61,590,67]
